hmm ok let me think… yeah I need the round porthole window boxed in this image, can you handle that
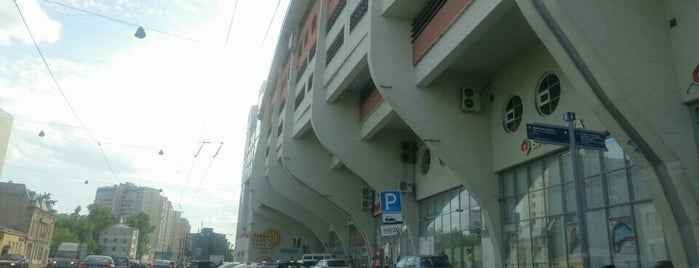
[503,95,523,133]
[536,73,561,116]
[420,148,431,175]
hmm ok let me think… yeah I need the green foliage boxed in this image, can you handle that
[50,204,116,256]
[125,212,155,259]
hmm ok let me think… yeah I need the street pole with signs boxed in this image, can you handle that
[565,112,590,268]
[526,112,609,268]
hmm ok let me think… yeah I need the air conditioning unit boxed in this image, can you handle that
[400,142,416,163]
[461,87,481,113]
[361,188,374,211]
[398,180,414,193]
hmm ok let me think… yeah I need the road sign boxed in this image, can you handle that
[574,129,608,151]
[380,224,401,236]
[382,213,403,224]
[379,190,402,212]
[526,123,569,146]
[527,123,608,151]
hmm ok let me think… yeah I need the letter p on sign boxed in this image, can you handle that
[379,190,402,213]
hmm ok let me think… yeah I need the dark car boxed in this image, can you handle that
[78,255,115,268]
[258,261,309,268]
[396,256,450,268]
[187,261,218,268]
[0,254,29,268]
[112,257,129,268]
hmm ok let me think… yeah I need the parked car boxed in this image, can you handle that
[187,261,218,268]
[300,254,333,262]
[0,254,29,268]
[152,260,171,268]
[295,260,317,267]
[395,256,450,268]
[78,255,115,268]
[257,261,308,268]
[312,259,349,268]
[129,260,140,268]
[112,257,129,268]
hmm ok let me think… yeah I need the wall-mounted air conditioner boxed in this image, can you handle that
[398,180,414,193]
[461,87,481,113]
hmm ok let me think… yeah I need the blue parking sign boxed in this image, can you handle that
[379,190,402,212]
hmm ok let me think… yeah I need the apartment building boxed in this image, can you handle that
[95,183,189,261]
[98,224,139,259]
[236,0,699,267]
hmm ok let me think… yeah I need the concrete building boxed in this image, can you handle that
[98,224,139,259]
[188,228,228,262]
[235,0,699,267]
[0,226,27,256]
[0,183,56,265]
[95,183,189,261]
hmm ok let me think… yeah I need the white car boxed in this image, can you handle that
[312,259,349,268]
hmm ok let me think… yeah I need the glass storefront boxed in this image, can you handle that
[500,139,668,267]
[418,188,486,268]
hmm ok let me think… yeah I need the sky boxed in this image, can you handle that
[0,0,289,240]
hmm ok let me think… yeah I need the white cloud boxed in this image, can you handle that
[0,0,61,46]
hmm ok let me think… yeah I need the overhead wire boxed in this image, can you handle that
[41,0,199,42]
[176,122,209,211]
[261,0,283,46]
[184,123,233,209]
[223,0,239,50]
[13,0,122,184]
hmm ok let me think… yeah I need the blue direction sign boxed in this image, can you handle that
[526,123,569,146]
[574,129,608,151]
[379,190,402,212]
[527,123,608,151]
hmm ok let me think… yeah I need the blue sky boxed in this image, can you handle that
[0,0,289,238]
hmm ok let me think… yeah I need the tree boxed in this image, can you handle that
[125,212,155,259]
[88,204,115,253]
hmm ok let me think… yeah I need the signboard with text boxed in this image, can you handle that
[379,190,402,212]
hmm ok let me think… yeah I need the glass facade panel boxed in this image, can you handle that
[517,221,532,265]
[604,139,627,172]
[561,153,574,182]
[504,224,518,267]
[499,138,666,267]
[585,176,604,209]
[581,149,601,178]
[531,163,544,191]
[608,206,637,267]
[547,186,563,215]
[607,169,630,205]
[586,209,611,267]
[531,218,548,265]
[418,188,484,268]
[548,216,567,268]
[633,203,668,267]
[516,195,530,221]
[516,167,530,195]
[564,183,577,213]
[545,157,562,186]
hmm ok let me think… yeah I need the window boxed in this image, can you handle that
[535,73,561,116]
[349,0,368,31]
[420,148,431,175]
[326,28,344,65]
[503,95,523,133]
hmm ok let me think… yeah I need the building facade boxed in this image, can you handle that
[0,226,27,256]
[0,183,56,265]
[98,224,139,259]
[188,228,228,262]
[235,0,699,267]
[94,183,189,261]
